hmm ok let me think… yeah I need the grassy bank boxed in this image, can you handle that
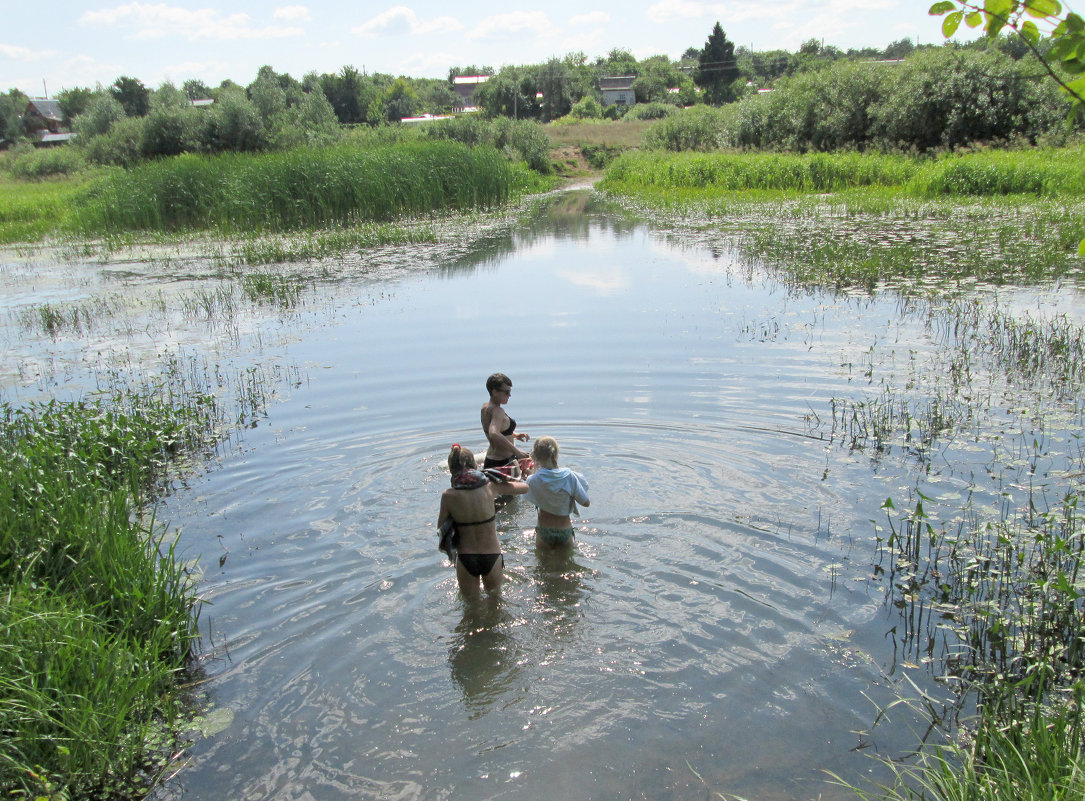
[601,146,1085,197]
[0,139,554,243]
[0,394,218,798]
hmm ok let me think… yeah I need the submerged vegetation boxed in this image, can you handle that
[601,143,1085,801]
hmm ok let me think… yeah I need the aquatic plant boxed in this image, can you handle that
[240,271,304,308]
[0,396,211,798]
[605,149,918,192]
[68,141,518,234]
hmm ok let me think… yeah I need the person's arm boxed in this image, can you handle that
[487,414,529,459]
[438,492,452,526]
[492,479,529,497]
[573,472,590,507]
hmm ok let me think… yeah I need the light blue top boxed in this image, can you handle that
[525,467,590,517]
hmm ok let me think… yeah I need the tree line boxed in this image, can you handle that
[0,22,1075,167]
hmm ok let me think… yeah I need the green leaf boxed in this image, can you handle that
[984,0,1013,34]
[1065,74,1085,100]
[966,10,985,26]
[929,0,958,13]
[1078,237,1085,256]
[1025,0,1061,19]
[943,10,964,36]
[1021,19,1040,41]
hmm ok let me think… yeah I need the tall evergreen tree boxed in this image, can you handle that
[694,22,740,105]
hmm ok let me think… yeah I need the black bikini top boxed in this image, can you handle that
[502,416,516,437]
[451,513,496,527]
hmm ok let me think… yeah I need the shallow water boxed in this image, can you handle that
[4,191,1082,801]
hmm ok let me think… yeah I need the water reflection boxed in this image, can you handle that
[447,599,522,718]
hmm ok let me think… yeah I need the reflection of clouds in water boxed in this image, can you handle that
[555,267,628,295]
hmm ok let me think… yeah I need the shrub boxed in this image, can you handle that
[3,143,86,179]
[643,105,726,151]
[623,102,679,121]
[870,48,1071,150]
[569,95,604,120]
[140,105,202,158]
[81,116,144,168]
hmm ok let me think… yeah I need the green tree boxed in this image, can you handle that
[475,68,539,119]
[929,0,1085,116]
[0,89,29,143]
[73,92,124,138]
[381,77,420,122]
[110,76,150,117]
[182,79,212,100]
[56,87,96,125]
[199,87,266,152]
[537,58,571,120]
[695,22,741,104]
[150,81,188,111]
[248,66,288,125]
[597,48,639,77]
[633,55,679,103]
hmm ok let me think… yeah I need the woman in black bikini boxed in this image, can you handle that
[438,444,528,597]
[481,373,530,472]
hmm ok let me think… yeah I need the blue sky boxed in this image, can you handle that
[2,1,974,96]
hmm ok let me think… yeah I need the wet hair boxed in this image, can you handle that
[486,373,512,394]
[532,436,559,469]
[448,444,477,474]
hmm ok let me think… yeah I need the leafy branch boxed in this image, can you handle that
[930,0,1085,255]
[929,0,1085,115]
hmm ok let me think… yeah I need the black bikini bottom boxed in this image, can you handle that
[457,553,503,577]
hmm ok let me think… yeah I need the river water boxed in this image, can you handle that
[3,190,1081,800]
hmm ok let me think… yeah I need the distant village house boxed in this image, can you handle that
[23,98,76,145]
[600,76,636,108]
[452,75,489,112]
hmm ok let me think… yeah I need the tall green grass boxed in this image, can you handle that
[0,179,84,243]
[70,140,518,234]
[604,149,918,193]
[0,396,212,798]
[602,146,1085,198]
[909,147,1085,197]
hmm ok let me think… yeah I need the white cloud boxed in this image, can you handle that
[353,6,463,37]
[645,0,728,23]
[274,5,311,22]
[469,10,553,42]
[569,11,610,26]
[0,43,37,59]
[80,3,304,41]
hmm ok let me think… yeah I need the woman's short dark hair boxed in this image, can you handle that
[486,373,512,394]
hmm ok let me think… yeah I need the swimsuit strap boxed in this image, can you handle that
[453,514,496,528]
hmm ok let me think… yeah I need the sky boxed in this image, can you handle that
[2,1,976,96]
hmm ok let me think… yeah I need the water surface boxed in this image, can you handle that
[5,191,1080,801]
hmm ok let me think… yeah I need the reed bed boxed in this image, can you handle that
[604,149,917,193]
[0,395,211,798]
[602,146,1085,199]
[69,141,517,234]
[0,179,81,243]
